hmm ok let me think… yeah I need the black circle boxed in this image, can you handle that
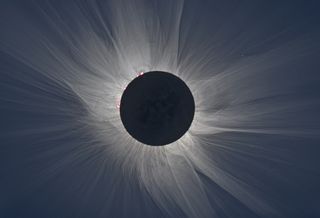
[120,71,195,146]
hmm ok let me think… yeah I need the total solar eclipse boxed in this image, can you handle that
[120,71,195,146]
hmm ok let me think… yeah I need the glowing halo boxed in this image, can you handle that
[0,1,319,217]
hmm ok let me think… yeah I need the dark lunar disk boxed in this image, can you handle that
[120,71,195,146]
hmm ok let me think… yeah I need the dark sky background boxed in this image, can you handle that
[1,0,320,217]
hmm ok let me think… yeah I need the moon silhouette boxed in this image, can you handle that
[120,71,195,146]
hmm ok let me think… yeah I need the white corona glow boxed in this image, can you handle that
[0,1,318,217]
